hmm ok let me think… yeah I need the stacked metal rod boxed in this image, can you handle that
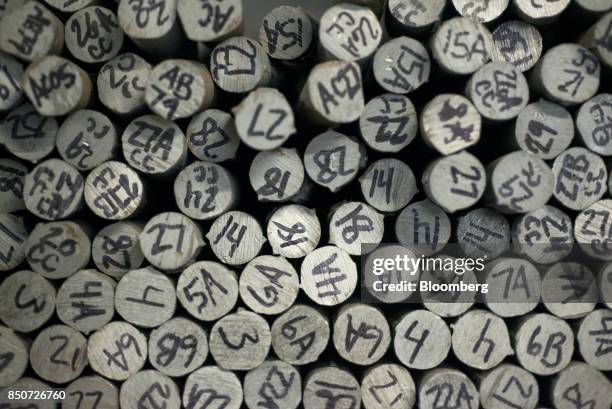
[0,0,611,408]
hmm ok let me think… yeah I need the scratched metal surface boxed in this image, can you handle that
[243,0,331,36]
